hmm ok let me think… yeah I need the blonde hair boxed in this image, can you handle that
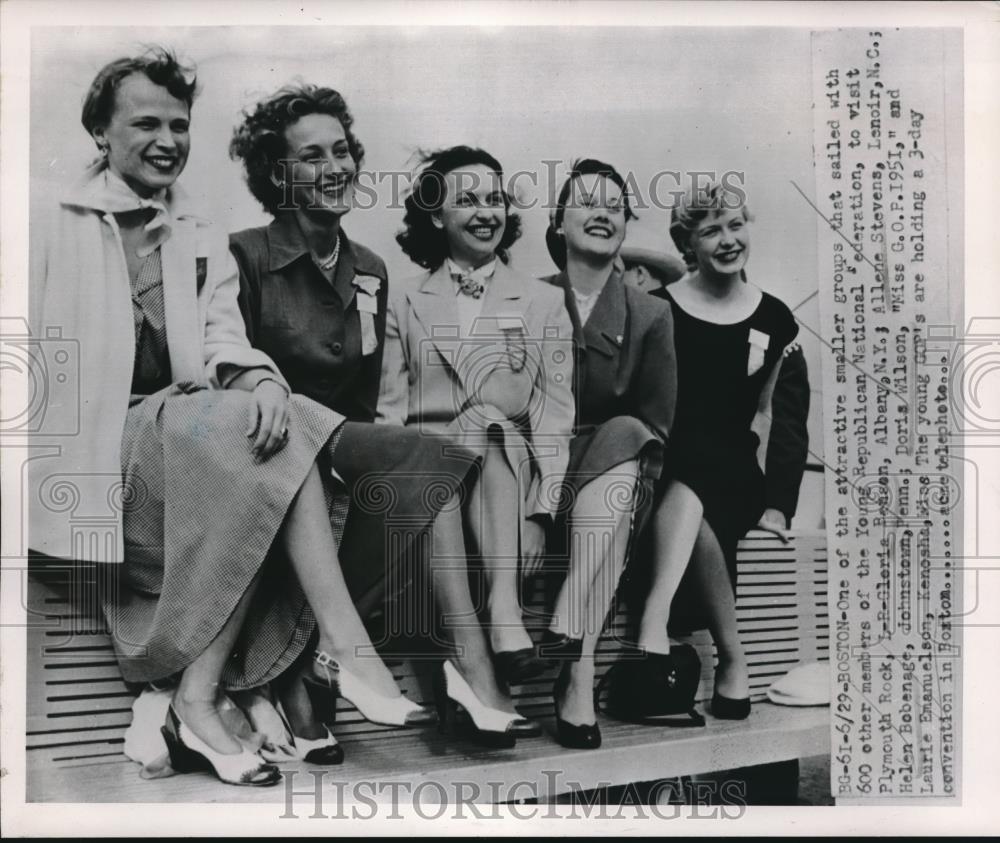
[669,179,751,269]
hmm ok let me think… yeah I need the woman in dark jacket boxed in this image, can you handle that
[540,159,677,747]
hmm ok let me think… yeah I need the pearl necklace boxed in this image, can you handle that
[317,235,341,272]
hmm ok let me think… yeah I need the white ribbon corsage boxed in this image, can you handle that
[748,328,770,376]
[353,275,381,356]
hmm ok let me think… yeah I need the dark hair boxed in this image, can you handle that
[669,179,751,269]
[545,158,636,270]
[81,46,197,139]
[395,145,522,271]
[229,83,365,216]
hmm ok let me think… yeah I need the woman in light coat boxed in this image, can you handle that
[29,48,435,788]
[378,145,575,741]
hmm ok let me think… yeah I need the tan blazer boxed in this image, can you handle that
[377,260,575,518]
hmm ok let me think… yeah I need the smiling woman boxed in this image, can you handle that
[619,179,799,723]
[538,158,677,745]
[378,146,575,742]
[83,58,193,197]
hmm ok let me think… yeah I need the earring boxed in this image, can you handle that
[97,143,109,158]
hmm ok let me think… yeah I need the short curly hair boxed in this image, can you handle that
[81,46,197,139]
[395,146,522,271]
[545,157,637,271]
[229,84,365,216]
[669,178,751,269]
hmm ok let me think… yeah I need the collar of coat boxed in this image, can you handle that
[264,211,385,279]
[60,161,207,223]
[418,257,524,301]
[543,262,628,358]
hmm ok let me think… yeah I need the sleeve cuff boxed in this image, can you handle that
[220,365,279,390]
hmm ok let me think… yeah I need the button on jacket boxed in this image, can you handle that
[230,213,389,422]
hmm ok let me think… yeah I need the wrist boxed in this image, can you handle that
[254,375,290,397]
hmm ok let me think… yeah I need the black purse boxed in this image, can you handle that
[597,644,706,727]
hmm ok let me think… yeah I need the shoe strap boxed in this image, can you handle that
[314,650,340,670]
[313,650,342,684]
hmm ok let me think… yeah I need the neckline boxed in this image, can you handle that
[666,285,764,326]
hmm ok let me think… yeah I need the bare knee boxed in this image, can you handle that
[602,415,649,441]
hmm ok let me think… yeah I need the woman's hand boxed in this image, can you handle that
[247,379,290,462]
[521,518,547,576]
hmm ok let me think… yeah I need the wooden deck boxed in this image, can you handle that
[28,704,828,803]
[25,530,830,802]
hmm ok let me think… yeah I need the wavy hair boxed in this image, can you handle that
[395,145,522,271]
[229,83,365,216]
[669,179,751,269]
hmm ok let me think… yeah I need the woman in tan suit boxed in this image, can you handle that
[378,145,575,742]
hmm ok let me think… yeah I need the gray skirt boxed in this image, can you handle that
[108,384,342,689]
[547,415,665,562]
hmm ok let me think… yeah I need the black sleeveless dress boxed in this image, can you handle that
[652,286,797,631]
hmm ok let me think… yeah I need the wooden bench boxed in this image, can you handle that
[25,530,829,803]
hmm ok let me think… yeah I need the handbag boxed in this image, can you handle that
[597,644,706,727]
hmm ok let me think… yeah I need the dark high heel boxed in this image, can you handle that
[537,630,583,662]
[161,705,282,787]
[553,665,601,749]
[305,649,436,728]
[294,728,345,765]
[711,691,751,720]
[279,687,345,766]
[493,647,549,684]
[434,660,538,747]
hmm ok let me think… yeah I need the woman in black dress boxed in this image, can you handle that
[635,180,797,718]
[229,87,535,753]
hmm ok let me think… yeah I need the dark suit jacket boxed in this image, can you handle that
[230,213,389,422]
[541,268,676,443]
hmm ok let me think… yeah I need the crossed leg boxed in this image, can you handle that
[688,520,749,699]
[464,434,533,656]
[426,502,519,712]
[552,460,639,726]
[637,479,748,698]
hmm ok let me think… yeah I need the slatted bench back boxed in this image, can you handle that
[26,530,828,770]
